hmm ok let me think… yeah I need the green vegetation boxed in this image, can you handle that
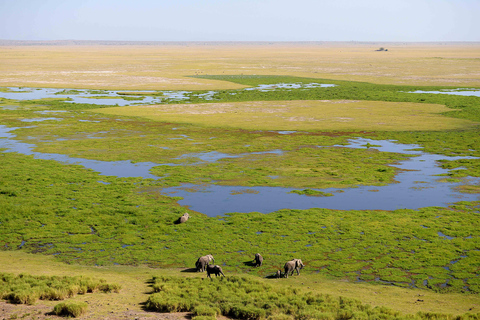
[1,75,480,317]
[0,150,478,293]
[288,189,334,197]
[146,275,480,320]
[0,272,120,305]
[53,301,89,317]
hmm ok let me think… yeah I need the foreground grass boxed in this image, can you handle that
[1,251,479,318]
[147,275,480,320]
[0,272,120,305]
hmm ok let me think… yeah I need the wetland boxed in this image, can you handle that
[1,44,480,319]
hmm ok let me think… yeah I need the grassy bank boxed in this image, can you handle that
[0,251,479,319]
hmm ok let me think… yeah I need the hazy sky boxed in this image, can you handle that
[0,0,478,42]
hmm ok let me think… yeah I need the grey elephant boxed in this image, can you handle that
[176,212,189,224]
[254,253,263,267]
[283,259,304,278]
[195,254,214,272]
[206,264,225,278]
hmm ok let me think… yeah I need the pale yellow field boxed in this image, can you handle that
[93,100,478,131]
[1,43,479,90]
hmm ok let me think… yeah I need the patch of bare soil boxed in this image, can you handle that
[0,301,192,320]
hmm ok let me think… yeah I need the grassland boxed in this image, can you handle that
[93,100,475,131]
[0,43,480,319]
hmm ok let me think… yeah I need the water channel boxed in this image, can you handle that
[0,83,335,106]
[1,85,479,216]
[1,125,479,217]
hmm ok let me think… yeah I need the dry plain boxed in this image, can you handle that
[0,42,479,90]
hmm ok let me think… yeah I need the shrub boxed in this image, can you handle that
[194,304,218,316]
[53,301,88,317]
[0,272,120,305]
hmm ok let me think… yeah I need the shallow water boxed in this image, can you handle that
[410,89,480,97]
[0,83,336,106]
[1,125,478,216]
[0,125,163,179]
[162,138,480,216]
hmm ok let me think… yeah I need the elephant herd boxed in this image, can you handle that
[194,253,304,279]
[180,213,305,279]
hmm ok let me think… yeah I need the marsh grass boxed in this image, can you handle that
[288,189,334,197]
[0,272,120,305]
[0,148,478,293]
[1,74,480,298]
[53,301,88,317]
[146,275,480,320]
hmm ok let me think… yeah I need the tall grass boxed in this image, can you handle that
[53,301,88,318]
[0,272,121,305]
[146,275,480,320]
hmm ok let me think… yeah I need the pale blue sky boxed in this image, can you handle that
[0,0,478,42]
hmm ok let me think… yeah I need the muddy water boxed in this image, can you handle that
[1,125,479,216]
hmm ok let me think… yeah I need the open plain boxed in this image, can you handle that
[0,42,480,319]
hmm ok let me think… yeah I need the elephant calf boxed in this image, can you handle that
[283,259,304,278]
[195,254,214,272]
[254,253,263,267]
[206,264,225,278]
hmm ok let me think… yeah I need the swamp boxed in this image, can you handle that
[0,42,479,319]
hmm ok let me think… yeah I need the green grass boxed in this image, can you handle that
[1,75,480,315]
[0,150,478,293]
[146,275,480,320]
[53,301,89,317]
[0,272,120,305]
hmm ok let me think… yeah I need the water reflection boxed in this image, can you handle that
[1,125,479,217]
[410,89,480,97]
[162,138,480,216]
[0,82,336,106]
[0,125,164,179]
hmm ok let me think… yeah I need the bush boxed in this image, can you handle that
[145,275,480,320]
[0,272,120,305]
[53,301,88,317]
[194,304,218,316]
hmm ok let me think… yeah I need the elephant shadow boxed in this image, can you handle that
[181,268,198,273]
[243,260,256,267]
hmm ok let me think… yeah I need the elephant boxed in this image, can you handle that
[195,254,214,272]
[176,212,189,224]
[206,264,225,278]
[283,259,304,278]
[254,253,263,267]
